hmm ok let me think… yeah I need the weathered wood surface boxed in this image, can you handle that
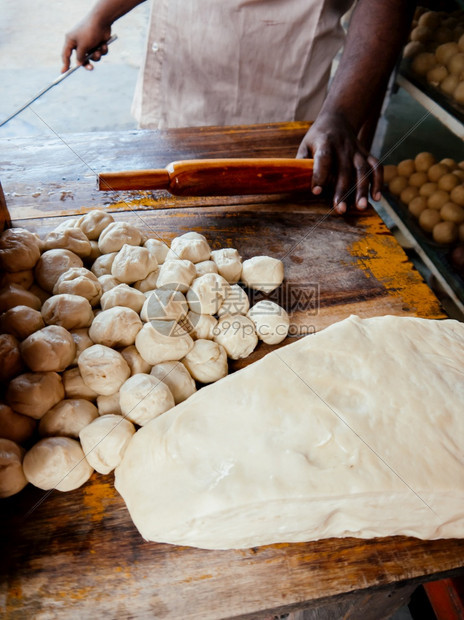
[1,122,462,619]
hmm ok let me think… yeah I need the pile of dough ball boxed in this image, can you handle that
[0,211,289,498]
[384,152,464,245]
[404,7,464,107]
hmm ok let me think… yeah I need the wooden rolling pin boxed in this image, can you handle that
[98,158,314,196]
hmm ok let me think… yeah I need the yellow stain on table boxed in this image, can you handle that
[82,479,115,523]
[349,214,443,319]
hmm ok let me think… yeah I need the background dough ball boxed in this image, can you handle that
[0,403,36,444]
[440,158,457,169]
[98,222,142,253]
[20,325,75,372]
[440,74,459,96]
[187,273,231,315]
[88,240,102,262]
[438,173,460,192]
[132,269,159,293]
[0,305,44,340]
[433,221,458,244]
[419,208,442,233]
[435,42,459,65]
[455,82,464,106]
[89,306,142,348]
[135,321,194,365]
[100,283,146,313]
[426,65,448,85]
[41,294,94,330]
[156,259,196,292]
[408,171,428,187]
[427,190,450,210]
[29,284,51,305]
[186,312,217,340]
[447,52,464,75]
[247,300,290,345]
[0,334,23,382]
[450,184,464,206]
[0,228,41,272]
[97,392,122,416]
[0,269,34,290]
[410,26,432,44]
[217,284,250,317]
[383,165,397,184]
[419,182,438,198]
[144,238,169,264]
[78,345,131,396]
[414,152,436,172]
[397,159,415,177]
[169,232,211,263]
[411,52,436,76]
[35,249,83,292]
[195,260,218,277]
[241,256,284,293]
[111,244,158,283]
[23,437,93,492]
[119,374,175,426]
[6,371,64,419]
[120,345,151,375]
[98,274,121,293]
[79,414,135,475]
[44,228,91,258]
[210,248,243,283]
[150,361,196,403]
[63,367,99,400]
[417,11,441,30]
[440,202,464,224]
[39,398,98,438]
[400,186,419,205]
[428,163,450,182]
[182,339,228,383]
[70,328,94,365]
[141,289,188,322]
[403,41,424,59]
[77,210,114,240]
[91,252,118,278]
[53,267,102,306]
[0,439,27,498]
[388,176,408,196]
[408,196,428,218]
[0,284,41,312]
[213,314,258,360]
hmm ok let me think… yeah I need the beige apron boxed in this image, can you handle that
[132,0,354,128]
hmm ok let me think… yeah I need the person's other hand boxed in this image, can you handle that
[61,17,111,73]
[296,111,383,215]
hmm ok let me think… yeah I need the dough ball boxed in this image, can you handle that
[20,325,75,372]
[97,392,122,416]
[241,256,284,293]
[433,221,458,244]
[77,210,114,240]
[98,274,121,293]
[120,345,152,375]
[440,74,459,96]
[217,284,250,317]
[119,374,175,426]
[383,165,397,184]
[186,311,217,340]
[39,398,98,438]
[132,269,159,292]
[156,259,196,292]
[400,186,419,205]
[70,328,94,364]
[450,184,464,207]
[403,41,424,59]
[427,190,450,210]
[419,182,438,198]
[408,171,428,187]
[89,306,142,347]
[456,82,464,105]
[150,361,196,404]
[78,344,131,396]
[0,228,41,272]
[98,222,142,254]
[426,64,448,85]
[35,249,83,292]
[213,314,258,360]
[440,202,464,224]
[111,244,158,283]
[417,11,441,30]
[0,305,44,340]
[91,252,118,278]
[169,232,211,263]
[0,284,41,312]
[248,300,290,345]
[53,218,79,233]
[414,152,436,172]
[141,289,188,323]
[411,52,436,76]
[79,414,135,474]
[53,267,102,306]
[44,228,91,258]
[428,163,450,182]
[23,437,93,492]
[135,321,194,365]
[410,26,432,45]
[29,284,50,305]
[436,41,460,65]
[419,208,442,233]
[6,371,64,419]
[0,403,36,444]
[0,439,27,498]
[210,248,243,283]
[63,367,99,400]
[195,260,218,277]
[397,159,415,177]
[88,240,102,262]
[0,269,34,290]
[187,273,231,315]
[0,334,23,382]
[447,52,464,75]
[440,158,457,169]
[41,294,94,329]
[438,173,460,192]
[408,196,428,218]
[435,26,454,45]
[100,283,146,313]
[182,339,228,383]
[144,238,169,264]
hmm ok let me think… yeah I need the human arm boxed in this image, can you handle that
[61,0,146,72]
[297,0,416,214]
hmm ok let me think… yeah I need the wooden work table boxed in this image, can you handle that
[0,122,462,619]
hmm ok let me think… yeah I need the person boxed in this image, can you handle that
[62,0,416,214]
